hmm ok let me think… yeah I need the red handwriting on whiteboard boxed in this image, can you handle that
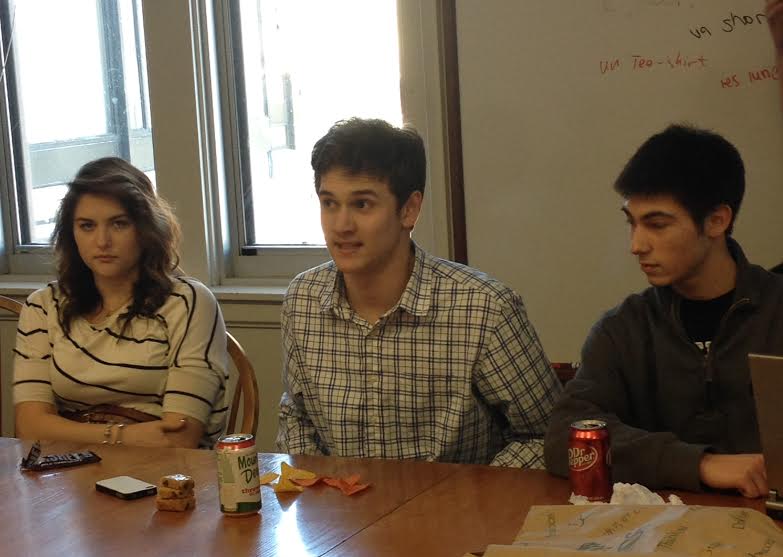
[721,66,779,89]
[599,53,707,75]
[632,53,707,70]
[748,66,779,83]
[600,59,621,74]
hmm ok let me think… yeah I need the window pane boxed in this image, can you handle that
[14,1,106,143]
[235,0,402,246]
[3,0,154,246]
[119,0,149,131]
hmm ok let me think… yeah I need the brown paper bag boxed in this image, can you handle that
[482,505,783,556]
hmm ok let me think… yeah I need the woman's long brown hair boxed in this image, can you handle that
[51,157,182,333]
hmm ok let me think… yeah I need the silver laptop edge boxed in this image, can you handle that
[748,353,783,511]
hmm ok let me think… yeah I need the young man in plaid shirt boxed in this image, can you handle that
[276,118,562,467]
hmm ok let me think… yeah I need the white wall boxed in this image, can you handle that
[456,0,783,361]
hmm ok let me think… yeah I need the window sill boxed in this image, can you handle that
[211,285,286,303]
[0,277,51,298]
[0,276,287,304]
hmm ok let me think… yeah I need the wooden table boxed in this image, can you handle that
[0,438,772,557]
[325,462,777,556]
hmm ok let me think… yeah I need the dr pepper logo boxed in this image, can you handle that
[568,446,598,471]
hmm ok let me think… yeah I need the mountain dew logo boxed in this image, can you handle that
[237,453,259,483]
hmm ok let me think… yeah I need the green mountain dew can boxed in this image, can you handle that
[216,433,261,515]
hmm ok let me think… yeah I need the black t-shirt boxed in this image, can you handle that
[680,290,735,355]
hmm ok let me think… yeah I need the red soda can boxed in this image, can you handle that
[568,419,611,502]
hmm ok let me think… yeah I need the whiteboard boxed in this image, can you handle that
[457,0,783,360]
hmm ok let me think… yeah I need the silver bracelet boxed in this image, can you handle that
[101,422,114,444]
[114,423,126,445]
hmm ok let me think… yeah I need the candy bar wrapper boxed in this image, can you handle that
[20,441,101,471]
[481,505,783,557]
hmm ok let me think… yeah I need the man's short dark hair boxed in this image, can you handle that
[311,118,426,207]
[614,124,745,235]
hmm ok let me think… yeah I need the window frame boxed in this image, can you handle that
[0,0,453,286]
[211,0,332,278]
[0,0,154,276]
[209,0,451,283]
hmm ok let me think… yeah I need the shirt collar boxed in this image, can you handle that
[318,241,433,319]
[319,264,342,314]
[397,242,433,317]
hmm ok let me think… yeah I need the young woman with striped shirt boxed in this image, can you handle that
[13,158,228,448]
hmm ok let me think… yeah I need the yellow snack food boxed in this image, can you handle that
[156,496,196,512]
[258,471,279,485]
[158,474,195,490]
[157,485,194,500]
[280,461,316,480]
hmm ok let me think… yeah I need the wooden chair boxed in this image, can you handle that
[0,295,23,434]
[0,295,22,316]
[551,362,579,386]
[225,331,260,435]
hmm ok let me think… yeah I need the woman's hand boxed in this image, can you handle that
[121,417,187,448]
[122,413,204,448]
[15,402,205,448]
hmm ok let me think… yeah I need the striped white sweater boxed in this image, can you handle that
[13,278,228,446]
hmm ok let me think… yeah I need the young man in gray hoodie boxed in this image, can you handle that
[544,124,783,497]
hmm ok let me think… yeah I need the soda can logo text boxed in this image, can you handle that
[237,453,259,483]
[568,446,598,471]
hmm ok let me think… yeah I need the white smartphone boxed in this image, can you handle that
[96,476,157,500]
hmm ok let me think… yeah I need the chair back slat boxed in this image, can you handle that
[551,362,579,386]
[0,295,23,436]
[225,331,260,436]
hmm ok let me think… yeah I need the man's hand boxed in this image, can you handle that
[767,0,783,54]
[699,453,768,498]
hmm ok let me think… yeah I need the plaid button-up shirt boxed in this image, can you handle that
[276,243,562,467]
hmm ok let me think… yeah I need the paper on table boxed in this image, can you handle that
[481,505,783,556]
[569,483,684,505]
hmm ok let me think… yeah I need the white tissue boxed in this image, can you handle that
[568,493,599,505]
[569,482,685,505]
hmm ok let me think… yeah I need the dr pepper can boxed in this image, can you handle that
[568,419,611,502]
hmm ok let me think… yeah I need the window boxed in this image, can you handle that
[0,0,153,273]
[0,1,448,285]
[218,0,403,275]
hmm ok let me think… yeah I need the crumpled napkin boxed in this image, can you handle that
[569,482,684,505]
